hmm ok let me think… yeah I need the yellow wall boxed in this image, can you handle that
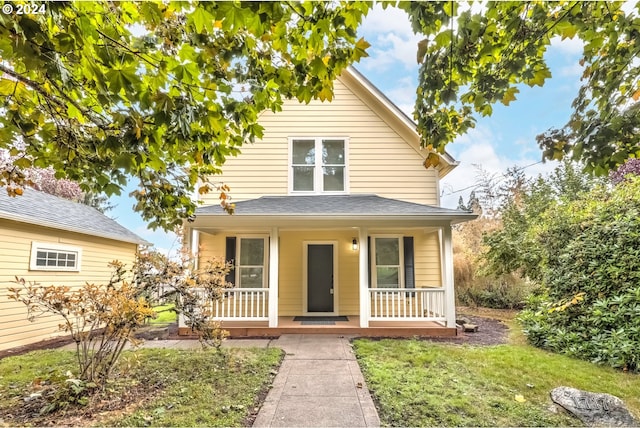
[198,228,442,317]
[0,219,139,351]
[201,76,439,205]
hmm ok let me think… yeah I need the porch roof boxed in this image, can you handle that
[193,194,476,228]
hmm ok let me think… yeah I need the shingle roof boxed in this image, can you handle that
[196,194,475,219]
[0,188,147,244]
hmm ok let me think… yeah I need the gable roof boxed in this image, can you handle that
[340,67,458,178]
[196,194,476,224]
[0,189,147,245]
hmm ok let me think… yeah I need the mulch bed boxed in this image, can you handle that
[455,315,510,345]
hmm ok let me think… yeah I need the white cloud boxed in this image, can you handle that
[440,126,559,209]
[359,5,422,73]
[360,4,415,35]
[559,63,584,79]
[549,35,584,56]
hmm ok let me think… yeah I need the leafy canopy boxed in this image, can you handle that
[0,1,370,229]
[1,1,638,230]
[402,1,639,174]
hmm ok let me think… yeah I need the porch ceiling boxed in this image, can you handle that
[191,194,477,230]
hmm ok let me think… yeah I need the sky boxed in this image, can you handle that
[108,4,586,255]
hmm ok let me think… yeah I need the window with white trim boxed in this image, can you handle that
[237,237,267,288]
[290,137,347,193]
[30,242,82,272]
[371,237,403,288]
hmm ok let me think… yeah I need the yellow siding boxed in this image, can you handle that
[201,77,438,205]
[197,229,441,317]
[0,220,139,351]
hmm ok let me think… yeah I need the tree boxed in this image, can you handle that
[401,1,639,174]
[483,161,599,281]
[610,158,640,184]
[0,149,113,211]
[0,1,370,230]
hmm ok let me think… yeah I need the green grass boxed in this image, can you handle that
[150,304,177,324]
[353,337,640,427]
[0,347,282,427]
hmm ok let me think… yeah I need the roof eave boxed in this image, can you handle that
[341,66,459,179]
[189,212,478,229]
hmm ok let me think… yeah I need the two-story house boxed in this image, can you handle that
[181,67,476,337]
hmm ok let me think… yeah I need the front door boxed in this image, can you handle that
[307,244,334,313]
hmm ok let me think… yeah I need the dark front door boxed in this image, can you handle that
[307,244,334,312]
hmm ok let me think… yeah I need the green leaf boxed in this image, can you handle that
[189,7,215,34]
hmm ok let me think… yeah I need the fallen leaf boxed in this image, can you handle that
[515,394,526,403]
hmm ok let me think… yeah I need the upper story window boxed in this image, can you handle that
[30,242,82,272]
[290,137,348,193]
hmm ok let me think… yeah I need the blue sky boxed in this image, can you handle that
[109,5,585,255]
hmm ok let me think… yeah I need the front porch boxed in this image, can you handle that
[178,315,458,338]
[178,285,458,338]
[182,194,477,337]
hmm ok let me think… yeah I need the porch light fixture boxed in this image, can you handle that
[352,238,359,251]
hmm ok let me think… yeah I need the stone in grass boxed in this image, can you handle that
[550,386,638,427]
[463,324,478,333]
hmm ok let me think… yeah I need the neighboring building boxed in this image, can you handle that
[0,189,147,351]
[182,67,476,337]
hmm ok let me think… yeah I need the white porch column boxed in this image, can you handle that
[268,227,279,327]
[441,225,456,327]
[190,229,200,269]
[358,227,369,328]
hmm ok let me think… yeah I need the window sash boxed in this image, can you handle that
[290,137,347,193]
[30,242,81,272]
[371,237,403,288]
[236,237,267,288]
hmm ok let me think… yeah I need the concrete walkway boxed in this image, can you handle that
[254,334,380,427]
[58,334,380,427]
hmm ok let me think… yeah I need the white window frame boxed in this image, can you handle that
[29,242,82,272]
[370,235,404,289]
[288,137,350,194]
[235,236,269,288]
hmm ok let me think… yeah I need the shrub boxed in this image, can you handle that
[8,261,155,384]
[519,177,640,372]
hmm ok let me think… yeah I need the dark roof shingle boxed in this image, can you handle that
[196,194,474,218]
[0,189,147,244]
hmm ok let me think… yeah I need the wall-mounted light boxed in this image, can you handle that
[352,238,359,251]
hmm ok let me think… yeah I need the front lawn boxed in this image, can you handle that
[150,303,177,324]
[353,326,640,426]
[0,347,282,427]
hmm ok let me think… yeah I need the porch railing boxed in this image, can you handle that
[196,288,269,321]
[368,288,446,322]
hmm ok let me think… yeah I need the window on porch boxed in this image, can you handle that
[225,236,268,288]
[370,236,415,289]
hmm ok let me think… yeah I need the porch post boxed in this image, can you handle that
[442,225,456,327]
[268,227,279,327]
[358,227,369,328]
[190,229,200,269]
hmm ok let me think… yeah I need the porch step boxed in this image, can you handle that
[178,326,458,338]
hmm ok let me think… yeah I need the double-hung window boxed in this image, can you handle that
[30,242,82,272]
[371,237,403,288]
[370,236,416,289]
[225,237,268,288]
[290,137,347,193]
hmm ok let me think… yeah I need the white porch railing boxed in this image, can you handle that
[368,288,446,322]
[197,288,269,321]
